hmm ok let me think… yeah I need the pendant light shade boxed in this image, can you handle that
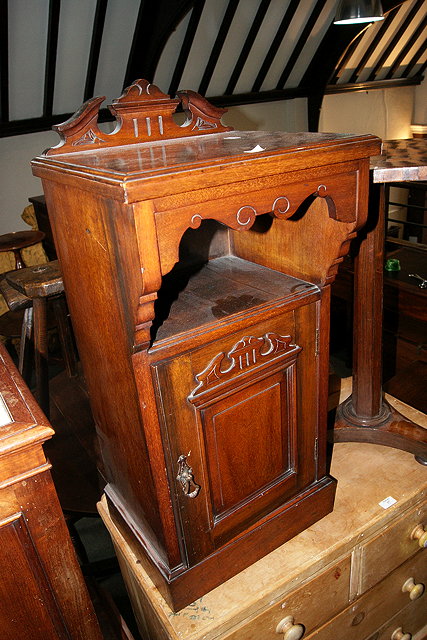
[334,0,384,24]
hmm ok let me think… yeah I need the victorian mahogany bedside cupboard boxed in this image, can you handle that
[31,80,381,611]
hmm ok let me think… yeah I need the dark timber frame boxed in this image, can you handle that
[0,0,424,137]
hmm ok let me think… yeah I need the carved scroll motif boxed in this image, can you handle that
[189,333,301,401]
[189,205,258,232]
[45,79,232,156]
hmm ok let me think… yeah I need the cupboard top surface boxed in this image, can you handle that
[33,130,380,184]
[0,344,53,452]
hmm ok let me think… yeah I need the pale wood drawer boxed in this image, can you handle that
[222,556,351,640]
[305,550,426,640]
[358,499,427,594]
[368,597,427,640]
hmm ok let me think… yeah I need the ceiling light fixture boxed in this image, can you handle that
[334,0,384,24]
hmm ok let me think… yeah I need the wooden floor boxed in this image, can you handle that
[47,366,104,515]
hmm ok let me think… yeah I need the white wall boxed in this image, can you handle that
[319,86,416,138]
[0,130,58,233]
[224,98,308,132]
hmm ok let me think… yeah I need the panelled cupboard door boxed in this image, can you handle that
[0,514,69,640]
[152,303,320,564]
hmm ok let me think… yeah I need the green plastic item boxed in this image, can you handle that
[385,258,401,272]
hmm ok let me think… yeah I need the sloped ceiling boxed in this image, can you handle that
[0,0,425,136]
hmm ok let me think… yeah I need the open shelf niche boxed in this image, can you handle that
[150,217,320,348]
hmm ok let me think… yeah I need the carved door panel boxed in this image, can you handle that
[152,302,320,565]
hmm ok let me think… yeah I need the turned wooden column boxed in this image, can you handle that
[334,139,427,463]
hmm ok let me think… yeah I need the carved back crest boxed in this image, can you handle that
[45,79,232,155]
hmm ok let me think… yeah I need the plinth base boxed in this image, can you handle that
[334,395,427,463]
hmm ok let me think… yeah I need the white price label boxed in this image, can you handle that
[379,496,397,509]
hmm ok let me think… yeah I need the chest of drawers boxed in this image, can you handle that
[32,80,380,610]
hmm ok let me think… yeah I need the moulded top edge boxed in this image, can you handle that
[32,130,381,182]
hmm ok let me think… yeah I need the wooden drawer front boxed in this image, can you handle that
[305,551,426,640]
[222,557,351,640]
[358,499,427,594]
[153,305,319,563]
[369,597,427,640]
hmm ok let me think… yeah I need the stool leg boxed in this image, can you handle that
[33,297,50,417]
[19,306,34,383]
[52,295,78,377]
[13,249,25,270]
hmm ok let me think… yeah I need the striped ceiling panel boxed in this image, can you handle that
[0,0,425,136]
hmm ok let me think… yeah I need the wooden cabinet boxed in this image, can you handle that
[97,411,427,640]
[0,343,102,640]
[31,80,381,610]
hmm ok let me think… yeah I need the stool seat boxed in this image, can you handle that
[6,260,63,298]
[0,230,45,269]
[0,229,45,252]
[0,273,32,311]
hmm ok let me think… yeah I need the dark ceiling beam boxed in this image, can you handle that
[1,76,423,140]
[209,86,312,107]
[168,0,206,95]
[348,7,399,83]
[0,108,113,139]
[43,0,61,118]
[84,0,108,101]
[198,0,240,96]
[324,75,423,94]
[276,0,328,90]
[251,0,300,93]
[367,0,424,80]
[124,0,193,88]
[418,58,427,76]
[208,76,422,109]
[301,22,365,130]
[0,0,9,122]
[225,0,272,95]
[385,13,427,79]
[329,31,364,85]
[402,40,427,77]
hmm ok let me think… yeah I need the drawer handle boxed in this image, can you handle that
[176,454,200,498]
[401,577,425,600]
[410,524,427,548]
[391,627,412,640]
[276,615,305,640]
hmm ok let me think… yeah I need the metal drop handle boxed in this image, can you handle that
[176,454,201,498]
[408,273,427,289]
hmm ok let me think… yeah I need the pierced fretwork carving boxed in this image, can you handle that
[189,332,301,404]
[45,79,232,156]
[177,89,232,133]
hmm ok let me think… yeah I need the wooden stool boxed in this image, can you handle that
[0,229,45,269]
[5,260,77,416]
[0,229,46,378]
[0,273,34,382]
